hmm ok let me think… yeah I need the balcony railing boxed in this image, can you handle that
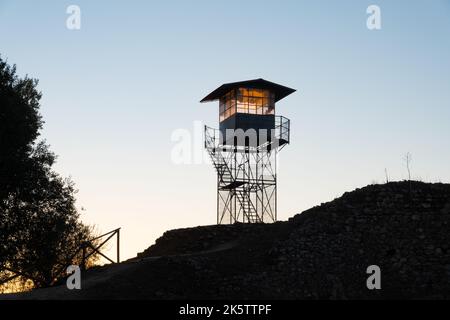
[275,115,290,145]
[205,115,290,151]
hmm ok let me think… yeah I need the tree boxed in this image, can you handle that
[0,56,97,290]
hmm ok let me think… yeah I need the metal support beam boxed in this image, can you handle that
[205,116,290,224]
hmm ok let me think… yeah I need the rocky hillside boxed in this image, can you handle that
[269,181,450,299]
[3,181,450,300]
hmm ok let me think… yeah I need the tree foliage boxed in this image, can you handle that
[0,56,96,290]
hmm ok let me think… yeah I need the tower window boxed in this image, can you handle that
[220,88,275,122]
[237,88,274,116]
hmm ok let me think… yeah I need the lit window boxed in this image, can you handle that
[220,89,275,121]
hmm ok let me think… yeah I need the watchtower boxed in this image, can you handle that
[202,78,295,224]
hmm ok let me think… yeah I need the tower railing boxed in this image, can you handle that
[275,115,290,146]
[204,125,220,151]
[205,115,290,152]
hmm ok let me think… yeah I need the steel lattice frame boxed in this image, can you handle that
[217,149,277,224]
[205,117,289,224]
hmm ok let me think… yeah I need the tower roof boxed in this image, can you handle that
[200,78,296,103]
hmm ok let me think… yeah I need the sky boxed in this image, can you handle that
[1,0,450,260]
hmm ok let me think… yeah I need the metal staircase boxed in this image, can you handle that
[235,190,260,223]
[204,115,290,224]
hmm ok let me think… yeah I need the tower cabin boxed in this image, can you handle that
[201,78,295,147]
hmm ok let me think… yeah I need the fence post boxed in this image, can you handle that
[117,228,120,263]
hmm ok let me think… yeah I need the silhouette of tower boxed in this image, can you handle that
[201,79,295,224]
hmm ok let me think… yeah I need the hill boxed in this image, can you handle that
[2,181,450,300]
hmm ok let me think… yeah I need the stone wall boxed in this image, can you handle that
[134,181,450,299]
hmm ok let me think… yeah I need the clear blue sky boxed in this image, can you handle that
[1,0,450,259]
